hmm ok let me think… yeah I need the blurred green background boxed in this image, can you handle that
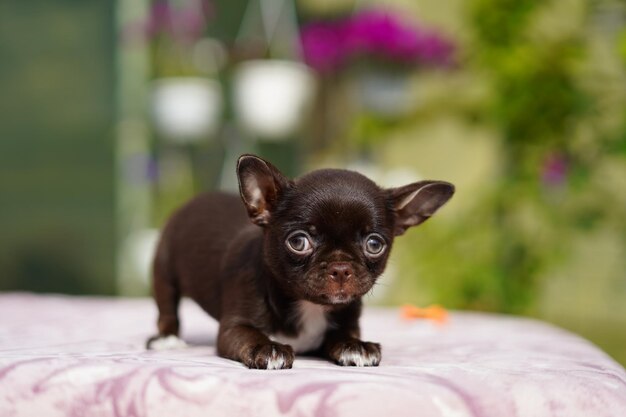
[1,0,625,365]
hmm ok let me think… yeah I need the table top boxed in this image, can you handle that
[1,293,625,417]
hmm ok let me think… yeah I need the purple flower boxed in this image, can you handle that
[145,1,173,38]
[541,153,569,187]
[123,0,214,44]
[300,9,456,72]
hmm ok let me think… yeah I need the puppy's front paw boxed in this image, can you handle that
[146,335,188,350]
[330,340,381,367]
[244,342,294,370]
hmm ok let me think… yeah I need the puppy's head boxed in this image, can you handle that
[237,154,454,306]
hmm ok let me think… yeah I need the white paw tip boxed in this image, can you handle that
[266,346,287,370]
[148,335,188,351]
[338,351,379,367]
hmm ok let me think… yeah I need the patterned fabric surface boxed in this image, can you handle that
[1,293,625,417]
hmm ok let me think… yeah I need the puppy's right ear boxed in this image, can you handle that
[237,154,291,226]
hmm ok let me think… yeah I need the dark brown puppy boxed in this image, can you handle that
[147,154,454,369]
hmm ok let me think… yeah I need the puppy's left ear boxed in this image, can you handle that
[387,181,455,236]
[237,154,291,226]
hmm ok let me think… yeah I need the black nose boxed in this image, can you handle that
[328,262,353,283]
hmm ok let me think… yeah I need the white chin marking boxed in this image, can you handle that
[327,294,353,305]
[266,346,287,370]
[338,350,378,367]
[148,335,188,351]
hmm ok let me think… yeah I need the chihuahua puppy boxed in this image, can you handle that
[147,154,454,369]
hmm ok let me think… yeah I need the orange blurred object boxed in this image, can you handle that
[401,304,449,325]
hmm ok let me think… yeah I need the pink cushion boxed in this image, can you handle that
[1,293,625,417]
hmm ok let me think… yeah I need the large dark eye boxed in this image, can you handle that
[363,234,386,257]
[286,231,314,255]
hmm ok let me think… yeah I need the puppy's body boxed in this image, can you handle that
[148,156,454,369]
[152,190,365,365]
[154,191,342,345]
[153,192,248,322]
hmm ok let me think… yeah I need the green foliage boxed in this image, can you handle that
[471,0,542,49]
[385,0,626,315]
[471,1,587,145]
[406,0,585,313]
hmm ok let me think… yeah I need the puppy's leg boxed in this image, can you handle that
[146,256,187,350]
[218,323,294,370]
[322,306,381,366]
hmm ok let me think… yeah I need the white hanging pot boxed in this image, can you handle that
[233,60,316,141]
[150,77,223,143]
[356,69,416,118]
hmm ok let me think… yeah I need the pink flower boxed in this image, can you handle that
[300,9,456,72]
[300,22,347,72]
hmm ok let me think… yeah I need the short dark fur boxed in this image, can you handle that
[148,154,454,369]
